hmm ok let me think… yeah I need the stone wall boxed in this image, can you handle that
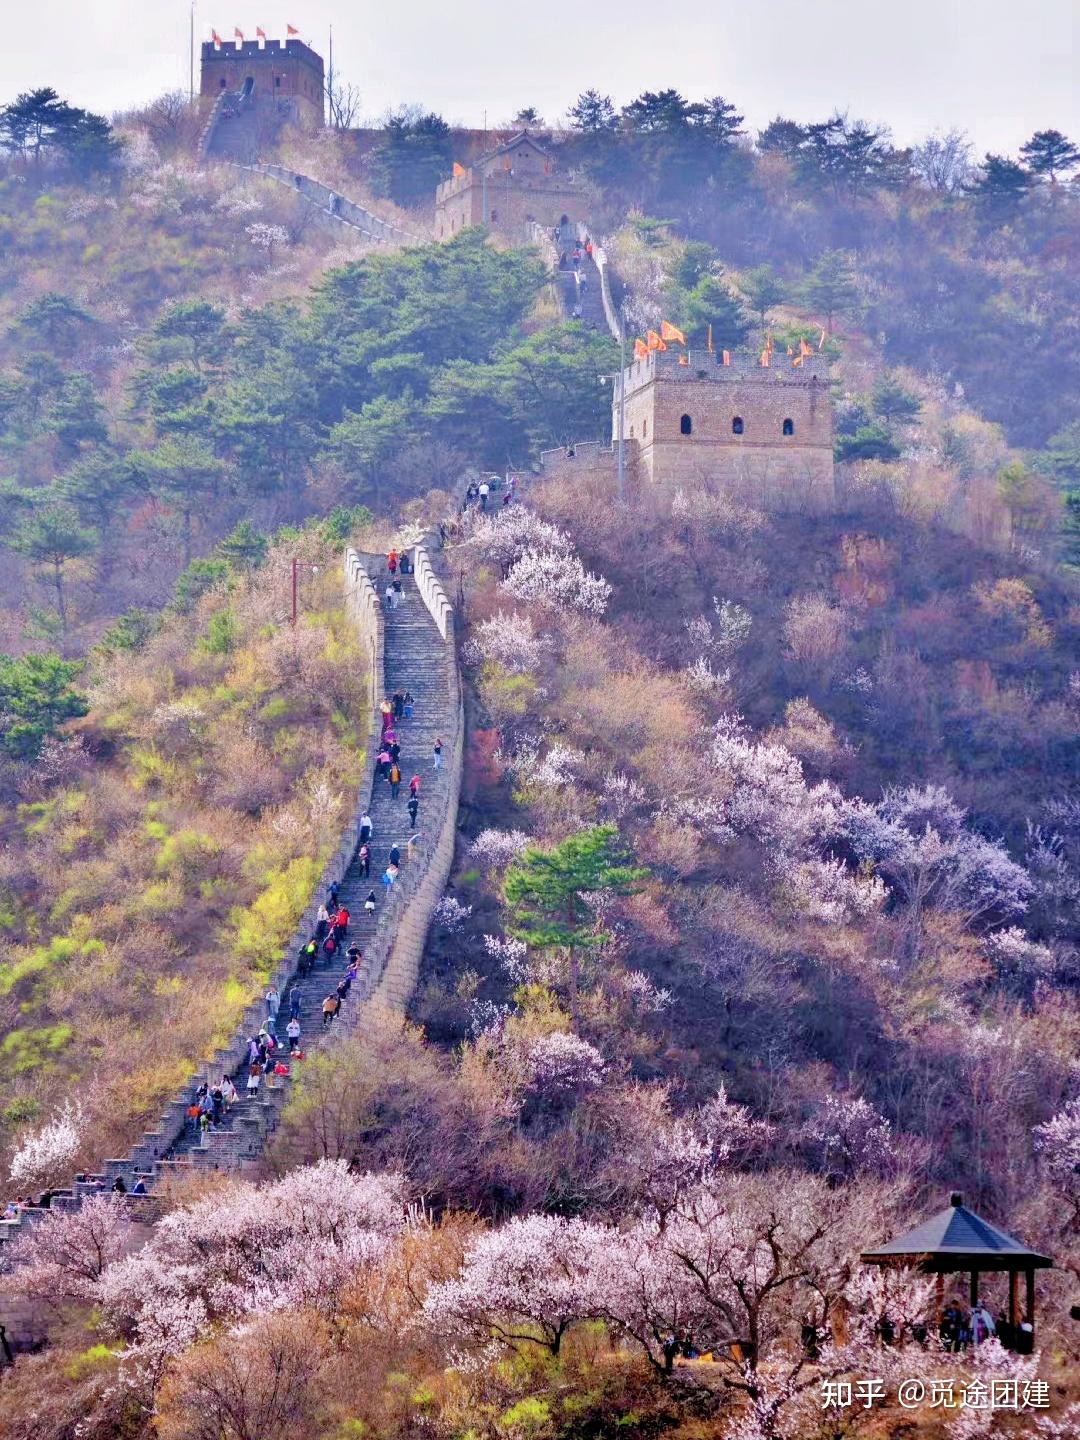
[361,544,464,1021]
[237,161,421,245]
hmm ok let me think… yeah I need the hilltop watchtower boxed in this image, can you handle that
[434,131,581,242]
[617,348,835,511]
[200,36,324,130]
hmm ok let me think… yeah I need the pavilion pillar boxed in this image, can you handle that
[1008,1270,1019,1329]
[969,1271,979,1308]
[1025,1267,1035,1326]
[934,1273,944,1323]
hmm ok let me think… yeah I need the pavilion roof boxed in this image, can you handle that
[861,1194,1052,1271]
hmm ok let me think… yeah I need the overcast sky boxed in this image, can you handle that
[2,0,1077,155]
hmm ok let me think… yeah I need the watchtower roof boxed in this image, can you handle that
[623,346,829,396]
[861,1193,1052,1272]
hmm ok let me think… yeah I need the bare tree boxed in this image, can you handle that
[912,128,974,194]
[326,76,362,130]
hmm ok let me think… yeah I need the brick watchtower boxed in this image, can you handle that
[200,37,324,130]
[617,348,835,512]
[434,131,581,242]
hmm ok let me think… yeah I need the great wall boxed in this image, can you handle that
[0,536,464,1349]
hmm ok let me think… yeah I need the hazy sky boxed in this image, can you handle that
[2,0,1077,154]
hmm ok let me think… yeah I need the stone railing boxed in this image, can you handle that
[236,161,423,245]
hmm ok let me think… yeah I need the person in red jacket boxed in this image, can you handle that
[334,906,350,941]
[387,549,399,575]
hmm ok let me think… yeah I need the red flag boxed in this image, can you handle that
[287,23,300,35]
[256,26,267,39]
[452,161,466,178]
[660,320,687,346]
[760,348,771,367]
[646,330,667,352]
[234,26,244,40]
[721,349,731,366]
[633,338,649,360]
[211,28,223,44]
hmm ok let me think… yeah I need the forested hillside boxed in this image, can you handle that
[1,77,1079,1440]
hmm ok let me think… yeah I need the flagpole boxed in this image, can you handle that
[189,0,195,106]
[328,23,334,127]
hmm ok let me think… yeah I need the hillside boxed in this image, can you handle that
[1,78,1079,1440]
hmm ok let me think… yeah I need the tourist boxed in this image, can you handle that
[315,903,331,942]
[389,762,402,798]
[286,1016,301,1054]
[478,479,490,510]
[388,549,399,575]
[403,690,414,719]
[364,889,377,915]
[392,688,404,719]
[321,994,340,1028]
[407,794,419,829]
[130,1177,147,1195]
[334,905,350,941]
[265,985,280,1024]
[289,989,301,1021]
[389,844,401,867]
[384,582,394,610]
[377,748,391,779]
[433,737,443,770]
[247,1062,262,1098]
[382,863,399,889]
[409,773,421,798]
[389,740,401,765]
[392,577,403,603]
[222,1076,238,1108]
[358,842,371,878]
[359,812,373,843]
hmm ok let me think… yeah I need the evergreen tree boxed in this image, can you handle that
[47,374,108,453]
[504,824,646,1024]
[10,502,96,633]
[871,372,921,424]
[368,109,453,209]
[1019,129,1080,183]
[0,652,88,760]
[126,436,225,566]
[802,249,859,332]
[741,264,786,332]
[567,90,618,134]
[967,154,1032,218]
[217,520,268,571]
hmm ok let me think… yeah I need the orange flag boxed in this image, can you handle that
[287,23,300,36]
[211,28,223,43]
[792,353,804,367]
[647,330,667,352]
[799,338,812,357]
[633,338,649,360]
[760,348,771,367]
[721,349,731,366]
[786,345,795,356]
[256,26,267,39]
[765,334,775,355]
[452,162,466,178]
[234,26,244,40]
[661,320,687,346]
[678,353,690,366]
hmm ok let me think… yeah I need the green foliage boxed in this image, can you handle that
[231,856,323,973]
[172,556,230,613]
[0,1023,73,1075]
[0,88,120,176]
[96,608,157,657]
[741,263,786,328]
[217,520,268,571]
[321,504,373,545]
[202,609,237,655]
[801,249,859,330]
[504,824,646,954]
[0,651,87,759]
[871,372,921,424]
[10,501,97,631]
[368,108,454,208]
[835,421,902,463]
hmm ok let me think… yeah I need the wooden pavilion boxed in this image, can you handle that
[861,1191,1052,1347]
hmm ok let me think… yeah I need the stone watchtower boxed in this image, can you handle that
[617,349,835,511]
[434,130,581,242]
[200,36,324,130]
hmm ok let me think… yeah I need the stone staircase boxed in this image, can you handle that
[559,251,609,333]
[0,543,464,1277]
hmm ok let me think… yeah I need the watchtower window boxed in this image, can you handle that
[680,413,692,435]
[642,419,647,438]
[732,417,744,435]
[220,77,227,87]
[782,418,795,436]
